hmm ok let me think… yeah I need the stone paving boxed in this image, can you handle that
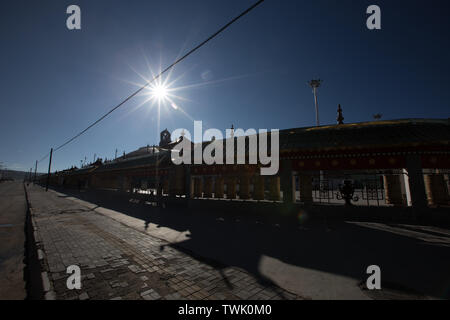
[26,185,300,300]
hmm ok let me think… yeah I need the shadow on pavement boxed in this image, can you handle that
[47,186,450,299]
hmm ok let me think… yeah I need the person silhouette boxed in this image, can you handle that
[339,179,355,206]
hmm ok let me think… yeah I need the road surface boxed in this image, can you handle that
[0,181,27,300]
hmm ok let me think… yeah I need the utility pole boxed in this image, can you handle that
[45,148,53,192]
[34,160,37,183]
[308,79,322,127]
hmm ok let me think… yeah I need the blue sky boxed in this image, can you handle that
[0,0,449,172]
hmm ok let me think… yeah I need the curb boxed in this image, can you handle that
[24,186,56,300]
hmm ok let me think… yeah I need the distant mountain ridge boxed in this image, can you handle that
[0,170,44,181]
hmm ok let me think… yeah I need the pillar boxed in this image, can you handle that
[226,177,237,199]
[424,174,449,206]
[281,160,295,203]
[173,166,185,196]
[162,179,169,195]
[156,178,163,197]
[268,176,280,201]
[121,175,131,192]
[253,176,265,200]
[383,175,404,206]
[214,177,224,199]
[298,174,313,204]
[168,171,176,196]
[193,177,203,198]
[203,177,213,198]
[185,167,192,199]
[91,175,99,189]
[239,176,250,200]
[406,155,427,209]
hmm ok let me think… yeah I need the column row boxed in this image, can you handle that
[191,175,281,201]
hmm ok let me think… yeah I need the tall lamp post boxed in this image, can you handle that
[309,79,324,197]
[308,79,322,127]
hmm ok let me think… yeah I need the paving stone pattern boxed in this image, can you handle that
[28,186,300,300]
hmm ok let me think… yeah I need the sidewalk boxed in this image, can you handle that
[26,184,300,300]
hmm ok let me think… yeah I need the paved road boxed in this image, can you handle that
[0,181,27,300]
[26,184,299,300]
[27,185,450,300]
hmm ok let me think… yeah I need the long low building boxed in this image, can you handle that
[40,118,450,211]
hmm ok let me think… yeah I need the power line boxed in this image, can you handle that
[38,153,50,163]
[44,0,264,158]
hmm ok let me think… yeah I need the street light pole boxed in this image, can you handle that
[309,79,324,191]
[308,79,322,127]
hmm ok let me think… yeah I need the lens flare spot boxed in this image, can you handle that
[297,210,309,224]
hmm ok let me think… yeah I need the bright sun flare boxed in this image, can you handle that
[152,84,168,101]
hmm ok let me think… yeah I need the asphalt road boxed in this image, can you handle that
[0,181,27,299]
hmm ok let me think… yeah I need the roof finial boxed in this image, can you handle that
[373,113,382,121]
[337,104,344,125]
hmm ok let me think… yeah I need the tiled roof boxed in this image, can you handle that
[95,151,170,173]
[66,118,449,175]
[279,119,450,151]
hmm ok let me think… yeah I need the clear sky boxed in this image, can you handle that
[0,0,449,172]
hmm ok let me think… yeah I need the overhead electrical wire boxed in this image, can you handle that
[36,0,265,165]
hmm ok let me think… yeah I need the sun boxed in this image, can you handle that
[151,84,168,101]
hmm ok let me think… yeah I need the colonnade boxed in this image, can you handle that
[190,175,281,201]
